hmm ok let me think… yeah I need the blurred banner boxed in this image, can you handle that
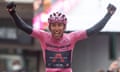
[5,0,34,3]
[32,0,120,32]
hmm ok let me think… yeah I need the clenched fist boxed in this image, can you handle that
[6,2,16,14]
[107,3,116,15]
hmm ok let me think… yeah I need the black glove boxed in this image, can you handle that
[6,2,16,14]
[107,3,116,15]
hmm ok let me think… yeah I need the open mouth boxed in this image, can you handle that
[54,33,60,36]
[53,31,61,38]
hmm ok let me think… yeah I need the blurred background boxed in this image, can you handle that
[0,0,120,72]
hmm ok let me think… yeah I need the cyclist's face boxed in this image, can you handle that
[49,23,65,39]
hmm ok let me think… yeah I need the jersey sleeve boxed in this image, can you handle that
[69,30,88,43]
[30,29,47,41]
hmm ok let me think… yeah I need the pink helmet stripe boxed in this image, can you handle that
[48,12,67,24]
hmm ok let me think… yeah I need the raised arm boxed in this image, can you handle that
[87,4,116,37]
[6,2,33,34]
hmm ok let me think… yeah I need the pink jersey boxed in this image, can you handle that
[31,29,87,72]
